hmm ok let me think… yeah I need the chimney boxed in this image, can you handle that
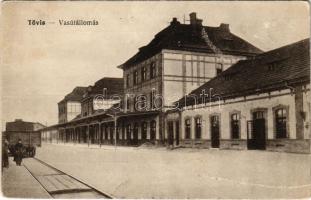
[220,23,230,31]
[189,12,197,25]
[196,19,203,27]
[15,119,22,122]
[170,17,180,25]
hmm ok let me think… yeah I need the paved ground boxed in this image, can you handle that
[36,143,311,199]
[2,158,51,198]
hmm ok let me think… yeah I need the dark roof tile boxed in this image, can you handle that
[177,38,310,107]
[120,20,263,69]
[83,77,123,100]
[58,87,87,104]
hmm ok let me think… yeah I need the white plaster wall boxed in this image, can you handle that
[181,89,298,140]
[303,87,310,139]
[162,50,246,107]
[67,101,82,122]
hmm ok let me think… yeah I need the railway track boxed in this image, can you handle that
[23,158,113,199]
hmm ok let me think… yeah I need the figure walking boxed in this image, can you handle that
[2,139,9,170]
[14,139,24,166]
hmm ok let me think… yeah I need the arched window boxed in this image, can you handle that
[231,113,240,139]
[150,120,156,140]
[275,108,287,138]
[185,118,191,139]
[141,122,147,140]
[195,117,202,139]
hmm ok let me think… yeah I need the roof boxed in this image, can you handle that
[119,18,262,69]
[58,87,87,104]
[82,77,123,100]
[5,119,46,132]
[177,38,310,107]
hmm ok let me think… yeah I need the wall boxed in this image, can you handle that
[168,86,310,153]
[58,102,67,123]
[8,131,41,147]
[123,53,163,112]
[162,49,246,107]
[67,101,82,121]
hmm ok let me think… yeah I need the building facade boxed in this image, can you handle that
[166,39,310,153]
[58,87,87,123]
[81,77,123,117]
[41,13,310,154]
[117,12,262,145]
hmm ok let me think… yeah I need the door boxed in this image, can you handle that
[211,115,220,148]
[168,121,174,145]
[175,121,180,146]
[247,111,266,150]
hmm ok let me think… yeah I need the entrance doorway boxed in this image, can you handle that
[168,121,174,146]
[210,115,220,148]
[247,111,266,150]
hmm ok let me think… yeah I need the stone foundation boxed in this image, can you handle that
[176,139,310,153]
[220,140,247,150]
[179,139,211,148]
[266,139,310,154]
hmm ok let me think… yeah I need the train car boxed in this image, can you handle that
[4,119,45,157]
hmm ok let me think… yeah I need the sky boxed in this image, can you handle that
[1,1,310,129]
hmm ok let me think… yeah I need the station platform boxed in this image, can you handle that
[1,157,51,198]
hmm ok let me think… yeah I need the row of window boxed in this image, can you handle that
[62,121,157,142]
[184,107,288,139]
[124,92,161,111]
[88,121,157,140]
[126,62,157,88]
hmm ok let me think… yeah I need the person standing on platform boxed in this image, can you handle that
[2,139,9,170]
[14,139,24,166]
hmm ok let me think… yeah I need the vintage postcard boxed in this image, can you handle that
[1,1,310,199]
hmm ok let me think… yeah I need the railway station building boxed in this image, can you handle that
[40,13,310,153]
[115,12,262,145]
[166,39,310,153]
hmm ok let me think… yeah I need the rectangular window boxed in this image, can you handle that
[141,66,146,81]
[126,74,130,88]
[141,122,147,140]
[275,108,287,138]
[150,62,156,79]
[195,117,202,139]
[125,97,130,111]
[231,113,240,139]
[133,70,138,85]
[150,120,156,140]
[185,119,191,139]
